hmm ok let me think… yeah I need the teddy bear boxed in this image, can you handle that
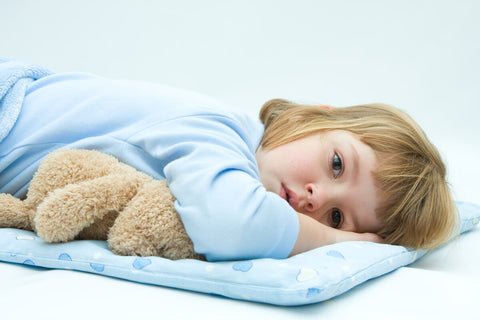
[0,148,204,260]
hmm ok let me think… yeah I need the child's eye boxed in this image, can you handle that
[331,208,343,229]
[332,152,343,178]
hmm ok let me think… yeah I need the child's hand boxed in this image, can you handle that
[290,213,385,257]
[334,229,384,244]
[352,232,384,244]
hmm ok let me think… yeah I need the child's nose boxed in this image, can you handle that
[304,183,324,213]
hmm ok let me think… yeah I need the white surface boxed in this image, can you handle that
[0,1,479,319]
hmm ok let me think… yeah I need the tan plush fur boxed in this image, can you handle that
[0,149,203,260]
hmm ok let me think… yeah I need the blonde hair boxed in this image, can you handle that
[259,99,458,250]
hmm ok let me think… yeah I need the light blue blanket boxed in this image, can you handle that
[0,57,53,143]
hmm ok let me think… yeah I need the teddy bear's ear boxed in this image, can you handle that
[0,194,31,230]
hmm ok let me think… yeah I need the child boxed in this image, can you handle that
[0,58,457,261]
[258,99,457,256]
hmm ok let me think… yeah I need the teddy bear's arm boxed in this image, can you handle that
[34,173,145,243]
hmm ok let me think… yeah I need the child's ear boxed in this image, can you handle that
[316,105,333,110]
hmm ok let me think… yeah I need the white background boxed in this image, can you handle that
[0,1,479,319]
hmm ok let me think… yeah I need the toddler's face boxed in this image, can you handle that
[256,130,383,233]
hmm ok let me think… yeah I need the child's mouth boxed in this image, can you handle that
[280,184,288,201]
[281,184,298,210]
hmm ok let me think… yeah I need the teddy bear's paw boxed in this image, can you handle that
[108,221,204,260]
[106,179,206,260]
[107,229,164,257]
[0,193,32,230]
[34,188,99,243]
[162,245,206,261]
[34,209,78,243]
[108,236,203,260]
[108,240,156,257]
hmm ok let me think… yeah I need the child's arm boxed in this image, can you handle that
[289,212,384,257]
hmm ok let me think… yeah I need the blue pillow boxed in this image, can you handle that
[0,201,478,306]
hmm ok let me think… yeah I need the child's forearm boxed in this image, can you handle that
[289,212,383,257]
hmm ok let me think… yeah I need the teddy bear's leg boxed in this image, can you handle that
[108,180,204,260]
[24,149,122,226]
[0,194,32,230]
[34,173,146,243]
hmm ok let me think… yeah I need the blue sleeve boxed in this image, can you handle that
[127,115,300,261]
